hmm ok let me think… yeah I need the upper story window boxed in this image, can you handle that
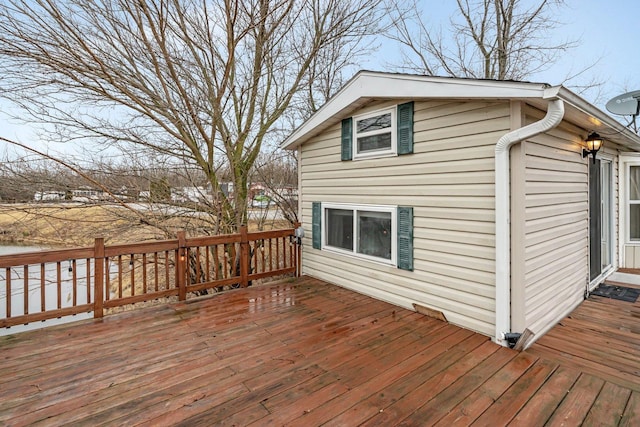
[341,101,414,162]
[353,108,396,159]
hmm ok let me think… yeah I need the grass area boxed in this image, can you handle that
[0,203,291,248]
[0,204,165,247]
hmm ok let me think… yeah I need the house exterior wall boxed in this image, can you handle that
[299,99,511,337]
[516,105,589,338]
[623,245,640,267]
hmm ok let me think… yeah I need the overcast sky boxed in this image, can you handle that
[1,0,639,156]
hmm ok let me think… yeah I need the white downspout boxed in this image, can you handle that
[494,95,565,347]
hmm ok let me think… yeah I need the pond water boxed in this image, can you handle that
[0,244,93,337]
[0,245,44,256]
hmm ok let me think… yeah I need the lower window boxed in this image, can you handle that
[323,204,396,264]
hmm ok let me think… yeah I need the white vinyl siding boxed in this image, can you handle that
[518,106,589,338]
[624,246,640,267]
[299,99,509,337]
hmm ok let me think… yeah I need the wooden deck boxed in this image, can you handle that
[0,276,638,426]
[526,279,640,425]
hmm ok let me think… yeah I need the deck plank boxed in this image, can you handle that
[326,332,488,426]
[285,323,464,426]
[620,391,640,426]
[527,283,640,396]
[543,374,604,426]
[582,382,633,426]
[470,358,559,425]
[0,276,638,426]
[508,365,581,425]
[359,339,500,426]
[433,351,540,426]
[533,334,640,379]
[394,346,517,426]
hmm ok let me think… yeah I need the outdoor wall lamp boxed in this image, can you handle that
[582,132,603,164]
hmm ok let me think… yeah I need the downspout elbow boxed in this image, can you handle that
[496,99,565,154]
[494,99,565,347]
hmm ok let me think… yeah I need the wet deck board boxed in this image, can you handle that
[1,276,639,426]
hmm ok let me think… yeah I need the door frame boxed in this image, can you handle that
[618,153,640,269]
[589,153,615,291]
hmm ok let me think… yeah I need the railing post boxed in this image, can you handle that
[177,231,187,301]
[240,226,249,287]
[93,238,105,319]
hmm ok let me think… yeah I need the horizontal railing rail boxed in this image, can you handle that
[0,226,301,328]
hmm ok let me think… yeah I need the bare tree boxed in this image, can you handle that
[386,0,575,81]
[250,149,298,227]
[0,0,389,233]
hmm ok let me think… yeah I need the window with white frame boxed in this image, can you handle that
[322,204,396,264]
[341,102,413,162]
[353,107,396,159]
[629,165,640,241]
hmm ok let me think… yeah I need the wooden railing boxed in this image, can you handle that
[0,226,301,328]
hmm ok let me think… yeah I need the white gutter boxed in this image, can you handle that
[494,94,565,347]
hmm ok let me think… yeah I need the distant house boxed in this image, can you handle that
[249,183,298,207]
[34,191,65,202]
[282,71,640,349]
[274,185,298,201]
[34,188,106,203]
[170,186,210,203]
[71,187,105,202]
[249,183,267,201]
[220,182,234,198]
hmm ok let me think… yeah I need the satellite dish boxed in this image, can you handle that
[606,90,640,116]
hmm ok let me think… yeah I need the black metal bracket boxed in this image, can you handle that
[504,332,521,349]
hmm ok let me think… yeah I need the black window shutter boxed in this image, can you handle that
[397,102,414,155]
[341,118,353,161]
[312,202,321,249]
[397,206,413,271]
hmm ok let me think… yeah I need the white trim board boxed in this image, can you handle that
[607,271,640,286]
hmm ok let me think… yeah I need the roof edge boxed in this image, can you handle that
[555,86,640,143]
[282,71,640,150]
[282,71,550,150]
